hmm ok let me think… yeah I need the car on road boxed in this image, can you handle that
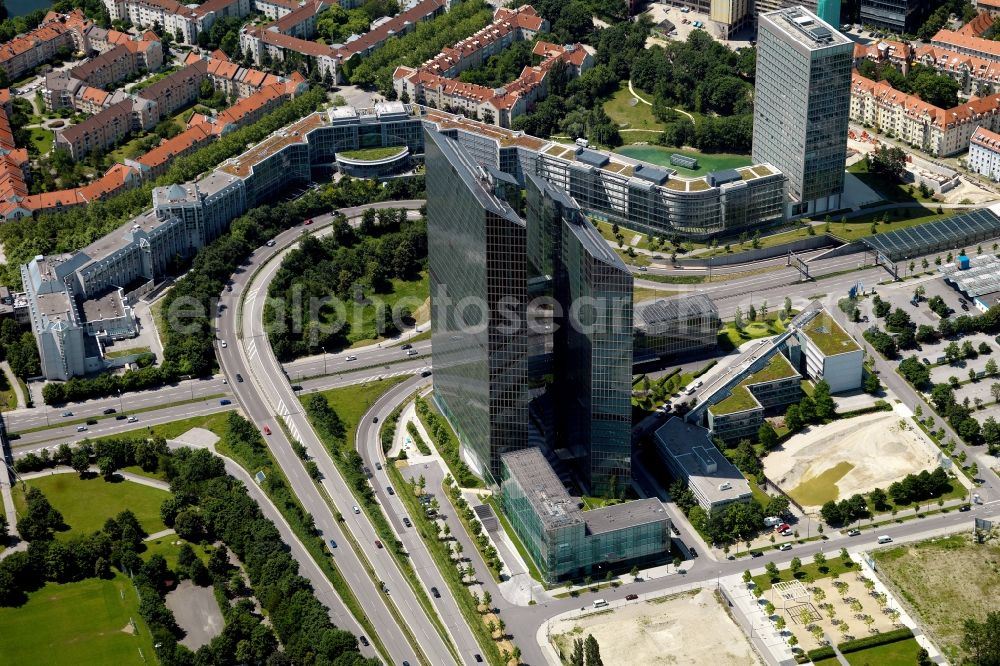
[103,408,116,415]
[127,416,138,423]
[403,516,411,527]
[304,218,313,225]
[77,425,87,432]
[421,370,432,377]
[353,505,361,514]
[877,535,892,544]
[329,539,337,549]
[262,424,271,435]
[431,586,440,598]
[626,593,639,600]
[345,355,358,361]
[474,655,483,663]
[292,385,303,391]
[401,343,413,350]
[220,399,231,405]
[779,543,792,551]
[960,503,972,512]
[266,240,276,247]
[116,414,127,420]
[62,411,73,417]
[86,419,98,425]
[375,461,382,470]
[221,340,228,348]
[372,416,379,423]
[386,486,395,495]
[374,540,383,548]
[236,374,244,383]
[847,529,861,536]
[406,349,418,356]
[751,551,764,558]
[358,636,369,647]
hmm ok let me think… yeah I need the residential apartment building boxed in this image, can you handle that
[652,418,752,514]
[55,99,135,160]
[969,125,1000,179]
[916,45,1000,96]
[753,7,853,216]
[0,10,91,81]
[633,294,719,363]
[931,26,1000,63]
[394,15,593,128]
[499,447,670,583]
[850,71,1000,156]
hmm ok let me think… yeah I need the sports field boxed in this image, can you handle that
[0,574,155,665]
[14,473,169,537]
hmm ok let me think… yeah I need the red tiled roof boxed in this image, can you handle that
[959,11,994,37]
[916,44,1000,84]
[932,27,1000,60]
[137,124,213,168]
[972,125,1000,149]
[852,70,1000,129]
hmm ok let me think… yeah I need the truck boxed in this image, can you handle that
[764,516,782,528]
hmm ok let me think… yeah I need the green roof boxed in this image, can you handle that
[709,354,798,417]
[802,311,860,356]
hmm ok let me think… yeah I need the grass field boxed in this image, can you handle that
[13,473,169,537]
[0,369,17,411]
[700,224,818,258]
[0,574,156,665]
[305,376,408,453]
[615,145,752,177]
[337,146,407,161]
[603,85,667,134]
[789,461,855,506]
[844,638,924,666]
[717,317,788,352]
[143,534,212,571]
[831,207,957,241]
[874,534,1000,662]
[633,284,680,304]
[847,160,937,204]
[752,555,858,592]
[28,127,54,155]
[341,272,428,348]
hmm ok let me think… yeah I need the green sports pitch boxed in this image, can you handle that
[0,574,156,665]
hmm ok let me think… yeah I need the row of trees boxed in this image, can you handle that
[0,317,39,379]
[265,210,427,360]
[415,397,480,487]
[316,0,399,45]
[784,381,836,432]
[856,61,961,110]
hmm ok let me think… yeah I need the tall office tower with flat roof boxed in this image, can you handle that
[753,6,853,217]
[425,128,529,484]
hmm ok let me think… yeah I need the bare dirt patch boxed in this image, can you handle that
[873,534,1000,663]
[764,413,939,510]
[549,588,761,665]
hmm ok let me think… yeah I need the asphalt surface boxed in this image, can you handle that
[219,201,475,666]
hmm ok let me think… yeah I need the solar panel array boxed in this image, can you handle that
[861,209,1000,261]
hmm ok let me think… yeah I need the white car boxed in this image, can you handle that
[127,416,138,423]
[346,355,358,361]
[221,340,228,348]
[779,543,792,551]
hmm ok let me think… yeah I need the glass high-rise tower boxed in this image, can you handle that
[752,6,853,217]
[427,130,634,494]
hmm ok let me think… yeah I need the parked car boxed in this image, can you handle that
[775,522,791,533]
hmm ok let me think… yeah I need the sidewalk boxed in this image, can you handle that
[1,362,26,409]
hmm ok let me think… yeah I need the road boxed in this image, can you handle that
[218,200,474,666]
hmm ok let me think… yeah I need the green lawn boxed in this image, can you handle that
[602,84,667,134]
[718,317,788,352]
[304,376,409,452]
[753,556,858,592]
[104,345,151,359]
[337,146,407,161]
[847,160,937,204]
[844,638,924,666]
[142,411,233,440]
[28,127,54,155]
[0,369,17,411]
[633,284,679,304]
[13,473,168,537]
[700,224,818,257]
[0,574,156,665]
[788,461,855,506]
[340,272,428,349]
[831,207,957,241]
[615,145,752,177]
[142,534,212,571]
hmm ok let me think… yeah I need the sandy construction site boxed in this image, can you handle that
[549,588,760,666]
[764,412,940,510]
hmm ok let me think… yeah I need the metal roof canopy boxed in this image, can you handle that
[861,209,1000,261]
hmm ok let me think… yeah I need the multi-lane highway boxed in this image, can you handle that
[217,201,485,665]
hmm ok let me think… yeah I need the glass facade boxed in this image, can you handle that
[500,448,669,583]
[426,129,529,484]
[753,8,852,214]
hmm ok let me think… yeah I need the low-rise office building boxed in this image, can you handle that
[499,447,670,583]
[652,417,752,514]
[633,294,719,363]
[707,352,802,441]
[795,309,862,393]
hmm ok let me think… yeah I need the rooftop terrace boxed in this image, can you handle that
[709,353,799,416]
[801,310,859,356]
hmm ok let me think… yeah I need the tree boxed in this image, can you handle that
[814,552,827,572]
[742,569,752,584]
[765,562,779,580]
[570,638,585,666]
[812,380,835,420]
[784,404,803,432]
[584,634,604,666]
[864,372,881,395]
[868,144,906,182]
[790,557,802,577]
[869,487,889,511]
[758,422,779,450]
[71,447,90,477]
[962,611,1000,666]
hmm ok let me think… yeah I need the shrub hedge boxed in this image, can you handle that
[838,627,914,654]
